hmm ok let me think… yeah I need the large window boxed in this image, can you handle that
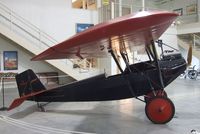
[72,0,97,10]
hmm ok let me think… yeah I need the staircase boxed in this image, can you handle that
[178,34,200,60]
[0,2,100,80]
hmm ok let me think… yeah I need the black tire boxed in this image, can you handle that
[145,96,175,124]
[188,70,198,79]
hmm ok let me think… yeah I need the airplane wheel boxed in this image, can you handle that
[188,70,198,79]
[144,90,167,102]
[145,97,175,124]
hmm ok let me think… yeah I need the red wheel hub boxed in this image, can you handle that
[145,97,175,124]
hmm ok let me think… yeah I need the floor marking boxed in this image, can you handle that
[0,115,96,134]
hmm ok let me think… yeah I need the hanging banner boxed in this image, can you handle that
[103,0,109,6]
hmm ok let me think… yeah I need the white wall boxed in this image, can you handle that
[0,0,98,42]
[177,22,200,34]
[1,37,77,89]
[152,0,198,23]
[152,0,197,11]
[98,57,112,76]
[0,35,75,84]
[179,47,199,69]
[0,35,59,73]
[159,26,178,50]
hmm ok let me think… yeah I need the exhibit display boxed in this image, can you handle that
[8,11,186,124]
[1,0,200,133]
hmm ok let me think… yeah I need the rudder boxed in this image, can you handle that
[16,69,46,97]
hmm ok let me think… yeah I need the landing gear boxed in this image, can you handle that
[145,96,175,124]
[144,90,167,102]
[37,102,51,112]
[39,105,46,112]
[144,90,175,124]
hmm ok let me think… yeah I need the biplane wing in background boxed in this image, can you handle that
[9,11,187,124]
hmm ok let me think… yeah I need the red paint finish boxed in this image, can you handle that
[8,88,54,110]
[32,11,178,60]
[145,97,175,124]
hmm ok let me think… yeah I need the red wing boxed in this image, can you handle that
[32,11,178,60]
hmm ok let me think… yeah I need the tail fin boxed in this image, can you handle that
[16,69,46,97]
[8,69,46,110]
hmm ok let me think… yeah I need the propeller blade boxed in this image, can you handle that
[187,44,192,66]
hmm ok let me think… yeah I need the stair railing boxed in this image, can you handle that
[193,34,200,50]
[0,2,92,72]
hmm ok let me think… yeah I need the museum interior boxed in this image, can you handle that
[0,0,200,134]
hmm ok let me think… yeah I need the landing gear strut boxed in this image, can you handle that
[37,102,51,112]
[144,90,167,102]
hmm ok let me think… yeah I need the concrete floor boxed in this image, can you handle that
[0,78,200,134]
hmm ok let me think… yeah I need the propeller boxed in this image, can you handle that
[187,44,192,66]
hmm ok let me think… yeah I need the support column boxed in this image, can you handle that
[142,0,145,11]
[197,0,200,22]
[111,1,114,19]
[119,0,122,17]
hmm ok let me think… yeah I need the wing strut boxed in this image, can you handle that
[108,49,124,73]
[108,39,124,73]
[151,40,164,88]
[120,39,132,73]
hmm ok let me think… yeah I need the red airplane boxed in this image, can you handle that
[8,11,186,124]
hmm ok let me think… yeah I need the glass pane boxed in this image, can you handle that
[72,0,97,10]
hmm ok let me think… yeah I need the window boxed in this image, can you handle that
[72,0,97,10]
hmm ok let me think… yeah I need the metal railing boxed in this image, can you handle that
[98,2,200,25]
[178,33,200,63]
[193,34,200,50]
[0,2,92,73]
[178,33,200,49]
[0,2,57,49]
[98,3,144,22]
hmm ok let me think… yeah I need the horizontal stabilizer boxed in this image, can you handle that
[8,89,49,111]
[8,96,29,111]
